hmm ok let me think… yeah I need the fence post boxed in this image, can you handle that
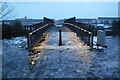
[59,30,62,46]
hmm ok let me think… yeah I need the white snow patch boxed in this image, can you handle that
[2,37,27,49]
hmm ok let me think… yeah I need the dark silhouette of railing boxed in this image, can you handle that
[25,17,54,51]
[63,17,94,48]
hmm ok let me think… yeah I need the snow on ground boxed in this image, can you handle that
[92,36,119,78]
[2,37,27,49]
[2,26,120,78]
[2,37,30,78]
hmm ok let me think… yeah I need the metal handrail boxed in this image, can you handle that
[64,22,94,48]
[29,24,48,35]
[64,23,93,35]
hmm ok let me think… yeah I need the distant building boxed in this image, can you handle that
[97,17,120,24]
[2,17,44,26]
[76,17,120,24]
[2,17,120,27]
[76,18,96,24]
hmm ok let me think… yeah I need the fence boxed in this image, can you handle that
[63,18,94,48]
[25,17,54,51]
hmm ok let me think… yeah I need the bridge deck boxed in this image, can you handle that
[32,26,90,49]
[29,26,96,78]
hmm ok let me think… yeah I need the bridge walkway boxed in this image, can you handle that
[29,26,96,78]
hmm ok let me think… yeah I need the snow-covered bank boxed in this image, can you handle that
[91,36,119,78]
[2,37,27,50]
[2,37,30,78]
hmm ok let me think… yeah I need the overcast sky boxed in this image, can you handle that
[10,2,118,20]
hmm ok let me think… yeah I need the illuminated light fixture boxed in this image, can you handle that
[29,33,32,35]
[89,32,92,34]
[31,61,35,65]
[84,30,87,32]
[81,28,83,30]
[38,53,41,54]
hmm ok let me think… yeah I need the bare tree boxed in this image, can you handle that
[0,2,15,20]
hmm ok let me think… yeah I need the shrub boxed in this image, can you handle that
[2,20,27,39]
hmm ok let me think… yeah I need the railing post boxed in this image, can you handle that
[90,34,93,49]
[88,25,91,46]
[30,26,32,32]
[27,26,32,52]
[90,25,94,49]
[28,35,30,51]
[59,30,62,46]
